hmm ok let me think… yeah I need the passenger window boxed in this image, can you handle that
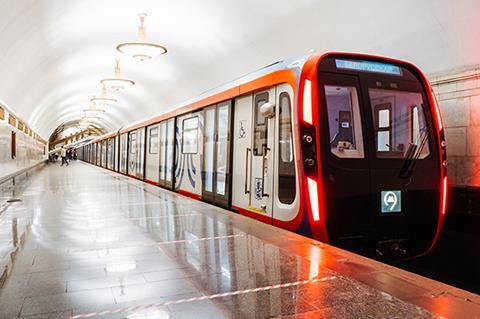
[278,92,296,205]
[130,132,137,154]
[253,92,269,156]
[369,88,430,159]
[182,117,199,154]
[148,127,159,154]
[324,85,364,158]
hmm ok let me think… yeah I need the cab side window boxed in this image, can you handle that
[324,85,364,158]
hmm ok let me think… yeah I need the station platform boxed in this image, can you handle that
[0,162,479,319]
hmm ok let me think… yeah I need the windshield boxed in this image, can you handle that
[369,88,430,159]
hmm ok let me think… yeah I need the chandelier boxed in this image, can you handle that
[83,101,105,118]
[78,118,91,128]
[90,84,117,104]
[116,13,167,61]
[101,59,135,91]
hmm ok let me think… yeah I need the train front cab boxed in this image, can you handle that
[306,55,447,258]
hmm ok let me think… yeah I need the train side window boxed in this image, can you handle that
[278,92,296,204]
[253,92,269,156]
[148,127,159,154]
[324,85,364,158]
[130,132,137,154]
[182,116,199,154]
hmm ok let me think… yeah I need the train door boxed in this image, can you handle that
[107,138,114,170]
[201,101,232,208]
[98,143,102,166]
[106,140,110,169]
[101,140,107,167]
[159,118,175,189]
[318,73,371,246]
[114,135,119,172]
[127,128,145,179]
[119,133,128,174]
[111,138,115,169]
[94,143,98,165]
[127,131,137,177]
[145,124,160,183]
[361,74,438,253]
[175,112,202,196]
[272,84,299,225]
[232,88,275,221]
[159,121,167,187]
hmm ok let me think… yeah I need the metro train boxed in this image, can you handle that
[77,52,448,259]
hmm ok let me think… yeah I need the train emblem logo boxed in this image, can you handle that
[381,190,401,213]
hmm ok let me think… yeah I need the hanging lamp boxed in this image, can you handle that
[101,59,135,91]
[90,84,117,104]
[116,13,167,61]
[83,101,105,118]
[78,118,90,128]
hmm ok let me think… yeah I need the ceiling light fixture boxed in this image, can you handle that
[116,13,167,61]
[78,119,90,128]
[91,84,117,104]
[82,111,100,122]
[83,101,105,118]
[101,59,135,91]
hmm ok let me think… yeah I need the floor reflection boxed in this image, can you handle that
[0,163,438,318]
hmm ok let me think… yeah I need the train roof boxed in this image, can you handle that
[88,54,310,144]
[86,51,428,145]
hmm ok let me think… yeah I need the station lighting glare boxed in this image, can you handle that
[100,59,135,91]
[105,261,137,273]
[127,309,170,319]
[90,84,118,104]
[116,13,167,61]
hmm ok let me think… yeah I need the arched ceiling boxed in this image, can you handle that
[0,0,479,139]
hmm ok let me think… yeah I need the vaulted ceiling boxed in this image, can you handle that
[0,0,479,139]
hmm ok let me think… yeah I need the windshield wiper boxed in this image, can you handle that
[398,128,429,179]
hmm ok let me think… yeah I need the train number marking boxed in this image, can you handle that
[381,190,401,213]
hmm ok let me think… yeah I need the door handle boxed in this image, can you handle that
[261,145,270,197]
[244,148,251,194]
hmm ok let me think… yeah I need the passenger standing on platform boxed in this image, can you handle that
[61,147,69,166]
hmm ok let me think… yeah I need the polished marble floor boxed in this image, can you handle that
[0,161,479,318]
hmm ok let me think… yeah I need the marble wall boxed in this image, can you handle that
[430,66,480,187]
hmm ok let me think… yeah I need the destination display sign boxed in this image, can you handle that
[335,59,402,76]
